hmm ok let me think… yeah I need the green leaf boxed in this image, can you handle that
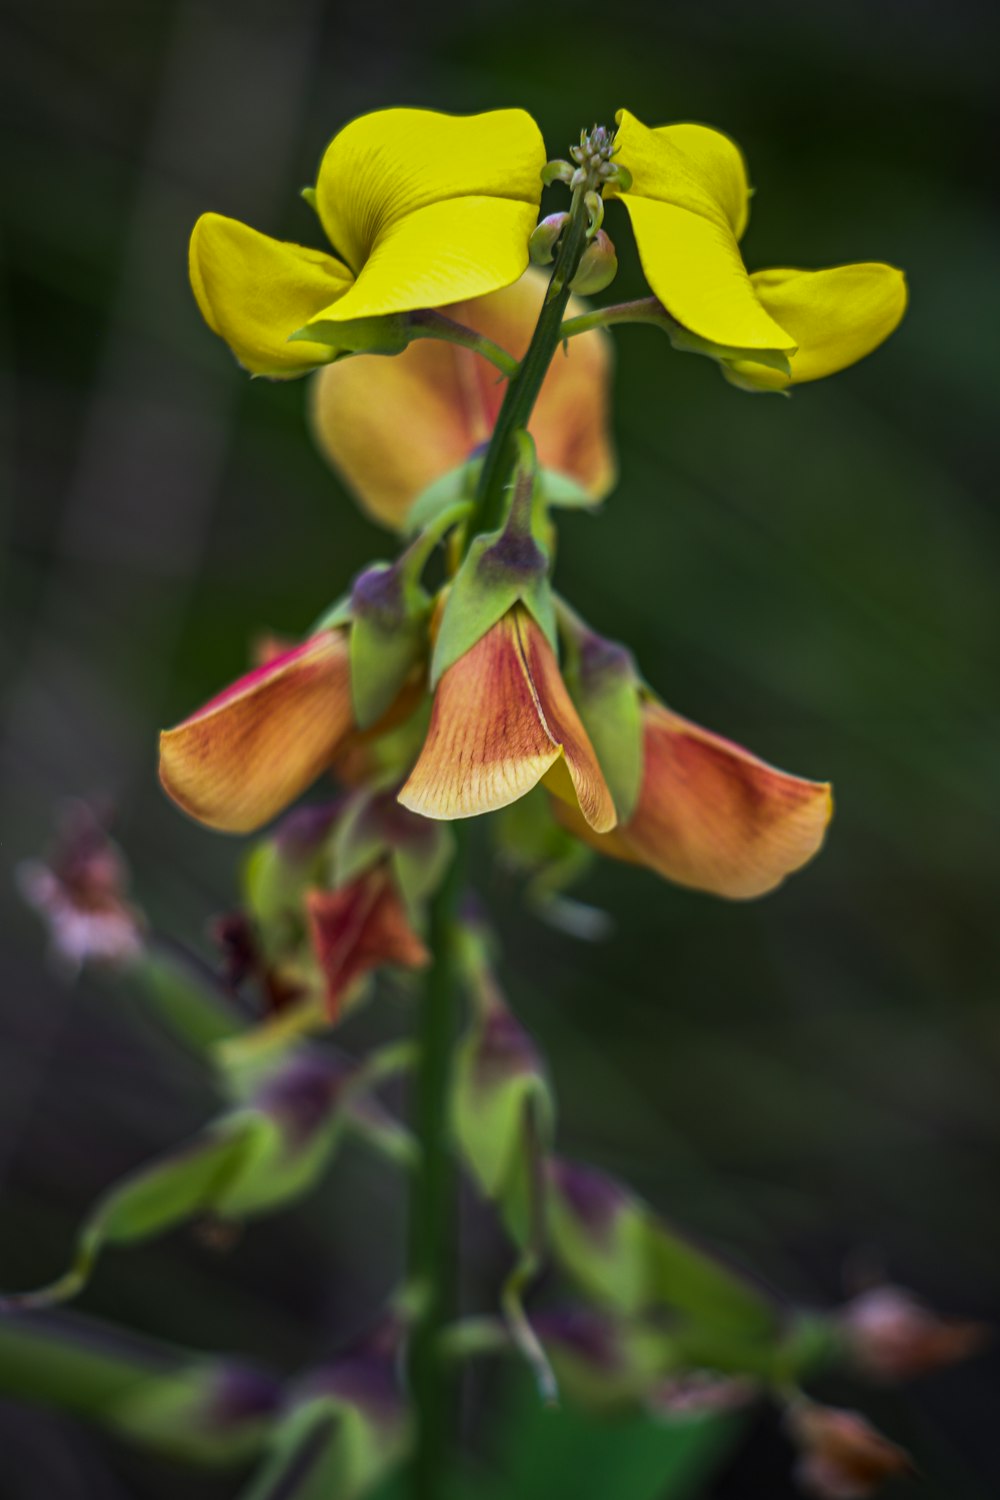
[461,1373,742,1500]
[558,601,644,823]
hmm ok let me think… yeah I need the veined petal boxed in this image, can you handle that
[556,698,831,898]
[305,196,542,325]
[613,110,793,352]
[159,632,353,834]
[399,607,616,832]
[310,269,616,529]
[315,107,546,274]
[724,263,909,390]
[307,867,428,1019]
[189,213,354,376]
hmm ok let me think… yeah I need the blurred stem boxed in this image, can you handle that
[558,295,668,340]
[406,824,467,1500]
[464,186,590,544]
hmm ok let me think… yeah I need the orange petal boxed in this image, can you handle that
[310,269,616,530]
[159,632,353,834]
[399,607,616,832]
[306,866,429,1019]
[556,698,831,898]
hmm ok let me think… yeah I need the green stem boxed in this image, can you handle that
[559,296,668,340]
[407,824,467,1500]
[465,188,592,542]
[408,309,519,378]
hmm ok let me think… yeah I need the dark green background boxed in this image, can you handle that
[2,1,998,1495]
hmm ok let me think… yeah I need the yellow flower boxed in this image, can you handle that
[190,107,547,377]
[611,110,907,390]
[310,269,616,529]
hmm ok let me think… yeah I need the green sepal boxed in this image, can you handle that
[306,594,353,636]
[240,1338,409,1500]
[331,787,454,920]
[431,433,556,686]
[558,599,644,822]
[2,1059,354,1308]
[662,315,792,377]
[290,314,412,358]
[348,563,430,730]
[404,460,482,536]
[547,1159,776,1339]
[541,468,598,509]
[300,185,318,214]
[0,1311,278,1465]
[451,986,555,1237]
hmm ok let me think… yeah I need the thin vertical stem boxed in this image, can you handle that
[407,824,466,1500]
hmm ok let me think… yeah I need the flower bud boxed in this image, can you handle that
[18,801,145,972]
[840,1285,987,1383]
[570,231,618,296]
[529,213,569,266]
[787,1401,913,1499]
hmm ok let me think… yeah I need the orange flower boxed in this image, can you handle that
[310,269,616,529]
[159,631,354,834]
[306,864,429,1019]
[556,696,831,899]
[398,605,616,833]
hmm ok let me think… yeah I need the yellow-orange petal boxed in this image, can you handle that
[159,632,353,835]
[310,269,616,530]
[556,698,831,899]
[398,607,616,832]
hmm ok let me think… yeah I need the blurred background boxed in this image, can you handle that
[2,0,999,1495]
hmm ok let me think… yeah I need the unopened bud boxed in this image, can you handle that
[841,1285,987,1383]
[541,159,575,187]
[787,1401,913,1499]
[529,213,569,266]
[570,231,618,296]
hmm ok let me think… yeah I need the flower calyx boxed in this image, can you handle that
[558,601,644,823]
[431,431,555,686]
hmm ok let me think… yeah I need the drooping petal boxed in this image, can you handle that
[399,607,616,832]
[612,110,794,352]
[189,213,354,376]
[310,269,616,529]
[159,632,353,834]
[556,698,831,899]
[310,107,546,322]
[307,867,429,1018]
[723,263,909,390]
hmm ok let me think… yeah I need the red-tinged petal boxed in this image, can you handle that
[159,632,353,834]
[399,607,616,832]
[310,269,616,530]
[556,698,831,899]
[306,867,429,1019]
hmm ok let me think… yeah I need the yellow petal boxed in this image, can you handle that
[310,269,616,529]
[556,698,831,899]
[189,213,354,376]
[613,110,793,352]
[614,118,752,239]
[399,607,616,832]
[724,263,909,390]
[159,632,353,834]
[310,107,545,321]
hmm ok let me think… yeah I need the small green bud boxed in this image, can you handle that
[570,230,618,297]
[541,160,575,187]
[529,213,569,266]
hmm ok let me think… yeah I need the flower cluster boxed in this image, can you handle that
[13,106,944,1500]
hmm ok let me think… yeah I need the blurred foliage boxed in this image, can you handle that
[2,0,998,1495]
